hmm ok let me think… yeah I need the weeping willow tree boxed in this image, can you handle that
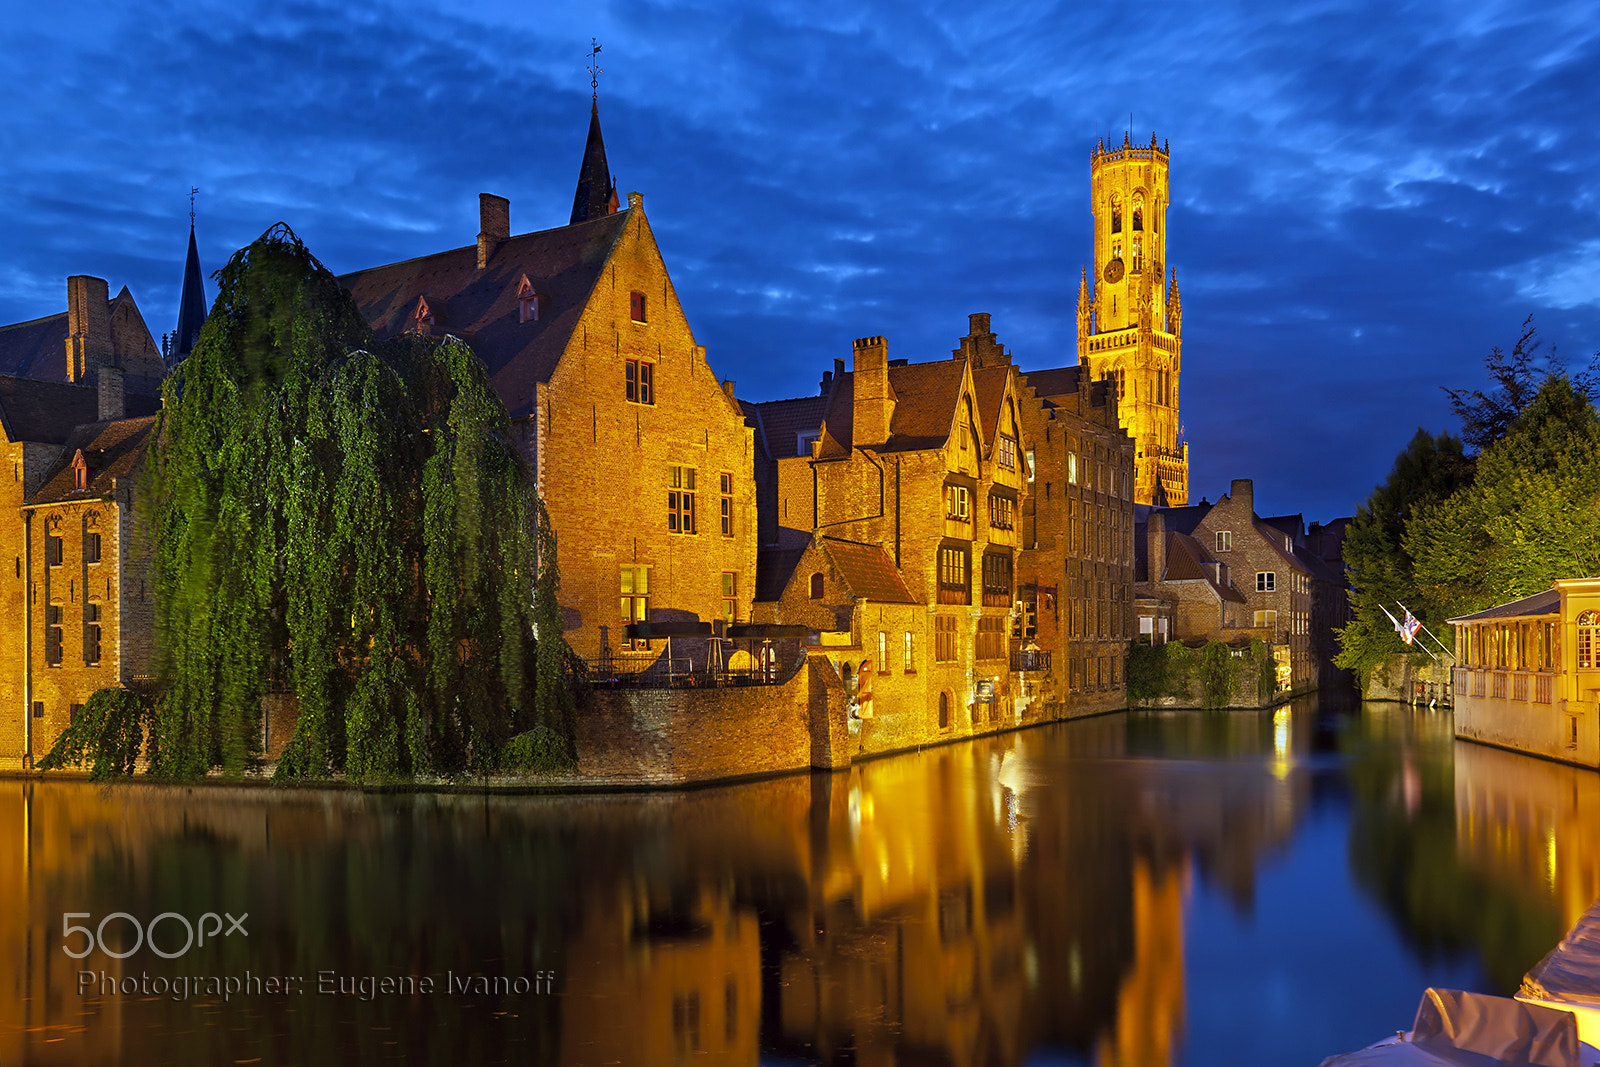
[145,224,573,782]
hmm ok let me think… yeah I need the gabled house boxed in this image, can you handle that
[746,319,1031,754]
[339,103,756,665]
[0,275,166,767]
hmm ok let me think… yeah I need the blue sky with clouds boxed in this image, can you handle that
[4,0,1597,520]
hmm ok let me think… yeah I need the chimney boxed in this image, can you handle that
[721,379,736,403]
[820,370,833,395]
[66,275,113,384]
[477,193,510,270]
[1229,478,1254,516]
[98,366,124,421]
[627,191,643,211]
[1148,512,1166,583]
[952,311,1009,368]
[852,336,895,448]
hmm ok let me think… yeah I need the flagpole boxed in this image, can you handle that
[1395,601,1456,663]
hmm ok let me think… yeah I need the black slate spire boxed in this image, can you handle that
[569,100,618,225]
[171,222,207,364]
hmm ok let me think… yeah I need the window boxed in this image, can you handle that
[721,572,737,624]
[797,431,819,456]
[45,604,63,666]
[976,616,1005,661]
[630,290,647,323]
[1025,449,1035,483]
[1111,203,1122,233]
[1580,610,1598,670]
[938,691,951,730]
[988,494,1014,531]
[74,460,89,490]
[46,532,63,567]
[625,359,655,405]
[878,631,889,673]
[1254,609,1277,630]
[809,573,825,600]
[1257,572,1275,592]
[1133,207,1143,231]
[935,615,957,662]
[620,567,649,650]
[84,603,101,665]
[944,485,970,521]
[1068,453,1079,485]
[516,276,541,322]
[719,473,734,536]
[982,553,1012,607]
[667,466,696,533]
[996,434,1017,471]
[904,632,916,672]
[84,529,102,564]
[1215,530,1232,552]
[938,546,970,605]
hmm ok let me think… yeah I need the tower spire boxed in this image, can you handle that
[571,40,618,225]
[171,193,207,365]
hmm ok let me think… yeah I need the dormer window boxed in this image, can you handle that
[410,296,436,336]
[516,276,542,323]
[72,450,90,491]
[630,290,647,323]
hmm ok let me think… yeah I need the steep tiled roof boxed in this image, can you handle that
[339,211,632,419]
[884,360,964,450]
[27,415,158,504]
[746,394,829,461]
[1253,520,1313,574]
[1449,588,1561,623]
[0,376,101,444]
[0,312,69,381]
[972,364,1012,443]
[1161,532,1246,603]
[755,546,807,603]
[1018,366,1083,400]
[1152,503,1210,536]
[821,537,916,604]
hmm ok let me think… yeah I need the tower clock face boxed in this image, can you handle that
[1104,258,1125,284]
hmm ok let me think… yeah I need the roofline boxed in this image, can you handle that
[337,206,637,282]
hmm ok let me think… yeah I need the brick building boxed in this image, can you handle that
[340,101,756,666]
[1134,479,1348,693]
[745,322,1031,754]
[0,275,166,767]
[1015,348,1137,718]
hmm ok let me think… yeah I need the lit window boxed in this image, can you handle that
[938,546,970,605]
[1068,453,1079,485]
[1254,609,1277,629]
[1216,530,1232,552]
[944,485,970,521]
[620,566,649,651]
[877,631,888,672]
[721,572,737,624]
[1257,572,1275,592]
[719,473,734,536]
[630,290,647,323]
[625,359,655,405]
[667,466,696,533]
[997,434,1017,471]
[1579,610,1598,670]
[904,632,916,672]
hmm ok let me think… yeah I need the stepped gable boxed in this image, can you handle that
[29,416,159,504]
[338,211,631,419]
[820,537,916,604]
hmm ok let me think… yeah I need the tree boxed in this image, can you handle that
[141,224,572,781]
[1408,374,1600,617]
[1334,429,1473,682]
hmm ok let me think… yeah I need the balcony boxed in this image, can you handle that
[1011,649,1051,672]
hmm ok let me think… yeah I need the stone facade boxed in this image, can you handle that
[746,322,1038,756]
[1015,356,1137,719]
[341,122,757,667]
[1076,134,1187,506]
[0,276,165,768]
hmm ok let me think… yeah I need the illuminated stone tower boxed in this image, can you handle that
[1078,132,1188,506]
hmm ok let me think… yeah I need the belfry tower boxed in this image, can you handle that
[1078,132,1187,506]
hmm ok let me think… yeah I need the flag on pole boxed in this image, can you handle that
[1401,611,1421,645]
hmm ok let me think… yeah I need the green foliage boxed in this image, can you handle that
[143,223,569,782]
[1250,638,1277,704]
[1407,375,1600,618]
[1126,641,1168,701]
[1197,640,1238,710]
[501,726,577,775]
[1335,428,1473,682]
[36,688,156,779]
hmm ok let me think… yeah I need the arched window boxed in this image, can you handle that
[1110,197,1122,234]
[1133,207,1143,231]
[809,573,824,599]
[938,691,951,730]
[1580,610,1599,670]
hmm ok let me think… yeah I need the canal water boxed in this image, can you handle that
[4,686,1597,1065]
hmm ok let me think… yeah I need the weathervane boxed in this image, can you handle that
[190,186,198,227]
[587,39,602,100]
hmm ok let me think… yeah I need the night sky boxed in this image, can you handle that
[5,1,1597,522]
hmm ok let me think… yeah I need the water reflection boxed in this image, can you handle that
[3,691,1600,1065]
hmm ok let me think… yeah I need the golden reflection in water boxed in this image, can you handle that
[1453,740,1600,932]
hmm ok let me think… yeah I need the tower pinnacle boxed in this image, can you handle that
[171,204,207,365]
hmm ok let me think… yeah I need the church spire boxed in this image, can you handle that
[569,102,618,225]
[171,194,207,365]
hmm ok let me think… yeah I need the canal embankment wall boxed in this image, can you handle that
[1362,653,1453,705]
